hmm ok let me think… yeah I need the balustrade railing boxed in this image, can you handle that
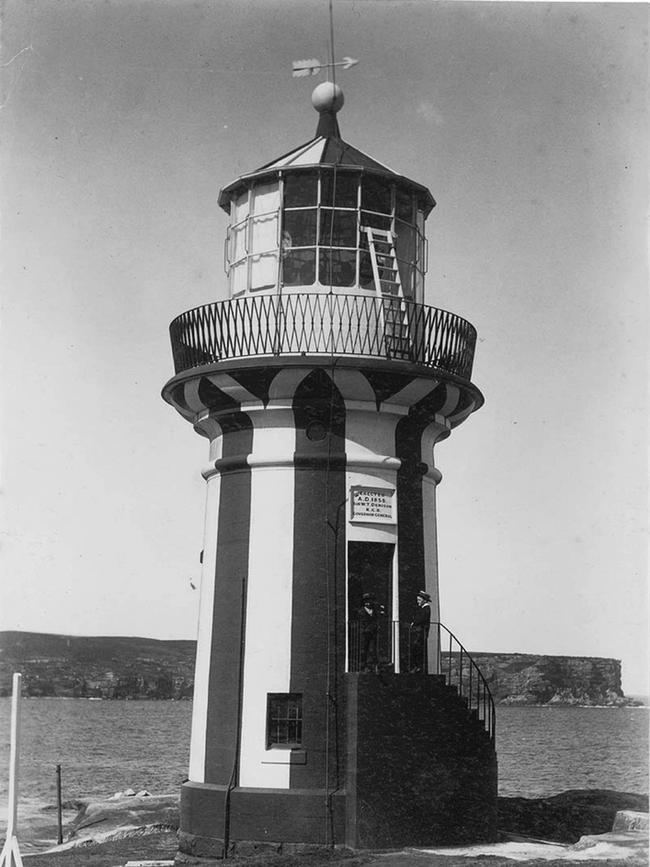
[346,619,495,743]
[169,293,477,380]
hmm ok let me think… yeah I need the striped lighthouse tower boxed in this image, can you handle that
[163,82,497,858]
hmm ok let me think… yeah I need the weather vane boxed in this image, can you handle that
[292,0,357,79]
[292,56,358,78]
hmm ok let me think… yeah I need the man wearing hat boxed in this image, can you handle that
[357,592,384,672]
[410,590,431,673]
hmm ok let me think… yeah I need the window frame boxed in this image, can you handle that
[266,692,303,750]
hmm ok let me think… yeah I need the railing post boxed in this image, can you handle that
[56,763,63,845]
[469,659,473,710]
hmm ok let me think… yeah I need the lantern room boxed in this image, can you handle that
[217,82,434,302]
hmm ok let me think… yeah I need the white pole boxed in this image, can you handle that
[0,672,24,867]
[6,672,21,838]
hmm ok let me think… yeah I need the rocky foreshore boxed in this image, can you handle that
[24,788,649,851]
[498,789,649,843]
[0,631,644,706]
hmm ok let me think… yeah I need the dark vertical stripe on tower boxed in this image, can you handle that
[289,371,347,793]
[395,383,448,665]
[395,415,426,659]
[204,411,254,783]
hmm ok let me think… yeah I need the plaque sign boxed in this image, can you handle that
[350,486,396,524]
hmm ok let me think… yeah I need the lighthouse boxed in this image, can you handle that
[163,82,497,858]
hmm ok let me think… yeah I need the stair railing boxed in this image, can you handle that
[346,618,496,744]
[434,621,496,744]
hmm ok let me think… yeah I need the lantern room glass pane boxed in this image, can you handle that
[395,221,416,264]
[361,176,391,214]
[319,249,356,287]
[417,209,426,242]
[231,260,247,296]
[282,249,316,286]
[283,209,317,247]
[232,190,249,223]
[250,212,278,253]
[231,222,247,261]
[319,209,357,247]
[321,171,359,208]
[251,252,278,290]
[359,251,374,289]
[284,172,318,207]
[414,264,424,300]
[360,211,391,234]
[252,182,279,215]
[396,187,413,222]
[397,261,415,299]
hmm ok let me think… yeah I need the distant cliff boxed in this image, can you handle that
[465,653,640,707]
[0,631,640,705]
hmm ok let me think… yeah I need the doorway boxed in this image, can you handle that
[347,542,394,672]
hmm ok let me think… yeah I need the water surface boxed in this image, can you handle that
[0,699,647,847]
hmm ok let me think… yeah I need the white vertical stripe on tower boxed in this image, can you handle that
[188,434,223,782]
[344,403,401,671]
[238,409,296,788]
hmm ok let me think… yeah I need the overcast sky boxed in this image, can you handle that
[1,1,647,694]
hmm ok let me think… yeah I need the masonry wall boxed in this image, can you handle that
[346,673,498,849]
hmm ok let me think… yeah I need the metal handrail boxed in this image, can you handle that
[169,293,477,380]
[435,621,496,745]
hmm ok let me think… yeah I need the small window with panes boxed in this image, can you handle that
[266,693,303,749]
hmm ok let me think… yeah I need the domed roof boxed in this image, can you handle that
[217,85,435,216]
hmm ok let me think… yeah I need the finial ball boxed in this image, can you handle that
[312,82,344,114]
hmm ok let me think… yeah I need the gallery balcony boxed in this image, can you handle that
[168,293,477,381]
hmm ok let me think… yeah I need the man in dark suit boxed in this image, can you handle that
[357,593,383,672]
[410,590,431,673]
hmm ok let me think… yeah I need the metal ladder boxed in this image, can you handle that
[364,226,412,360]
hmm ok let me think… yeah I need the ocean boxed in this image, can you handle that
[0,699,647,849]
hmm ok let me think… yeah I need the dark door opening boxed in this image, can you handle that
[347,541,394,672]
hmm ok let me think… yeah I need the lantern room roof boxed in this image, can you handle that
[217,83,436,216]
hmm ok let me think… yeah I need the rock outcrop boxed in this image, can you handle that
[67,792,179,844]
[498,789,649,843]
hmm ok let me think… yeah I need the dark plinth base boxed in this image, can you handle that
[179,674,498,858]
[178,783,347,859]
